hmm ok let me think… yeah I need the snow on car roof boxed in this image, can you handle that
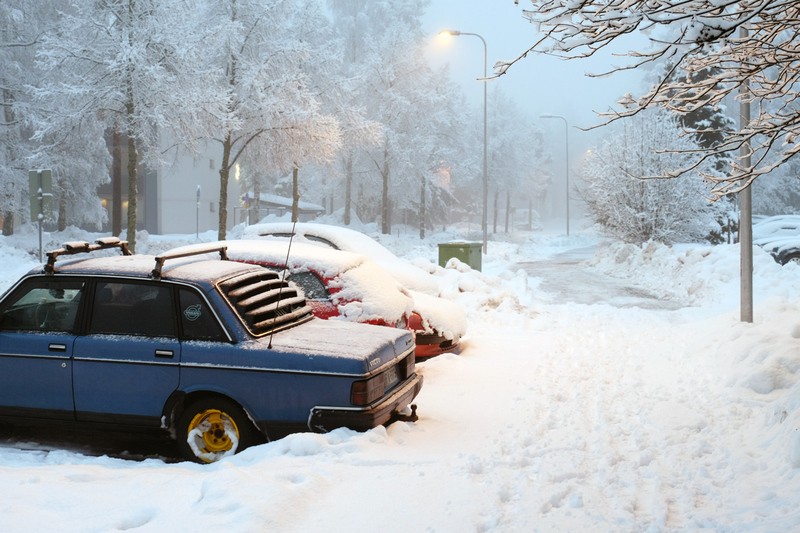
[42,252,263,285]
[168,240,364,275]
[244,222,396,258]
[227,239,366,276]
[243,222,441,295]
[169,240,414,324]
[39,254,157,276]
[753,215,800,239]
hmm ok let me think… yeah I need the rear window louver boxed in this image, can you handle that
[218,270,313,336]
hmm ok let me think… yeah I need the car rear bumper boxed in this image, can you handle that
[308,374,423,432]
[414,334,459,358]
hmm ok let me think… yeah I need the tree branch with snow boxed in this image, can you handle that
[508,1,800,198]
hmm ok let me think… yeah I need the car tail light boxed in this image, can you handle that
[351,375,385,406]
[407,311,424,332]
[403,353,415,376]
[351,355,414,406]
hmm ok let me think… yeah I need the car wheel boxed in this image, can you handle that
[176,397,260,463]
[781,253,800,266]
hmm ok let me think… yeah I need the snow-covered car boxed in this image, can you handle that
[0,238,421,463]
[242,222,441,295]
[170,240,466,358]
[752,215,800,265]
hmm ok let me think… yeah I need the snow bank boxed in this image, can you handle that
[588,240,800,307]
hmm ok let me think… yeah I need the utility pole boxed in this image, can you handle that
[739,25,753,323]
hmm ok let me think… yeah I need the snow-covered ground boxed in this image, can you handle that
[1,220,800,532]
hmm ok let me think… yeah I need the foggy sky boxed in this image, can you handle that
[421,1,650,227]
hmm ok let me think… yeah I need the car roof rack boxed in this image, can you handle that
[44,237,132,274]
[151,244,229,280]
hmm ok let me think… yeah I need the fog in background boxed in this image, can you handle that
[422,1,650,230]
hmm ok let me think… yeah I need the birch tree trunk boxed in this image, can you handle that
[344,154,352,226]
[218,132,233,241]
[381,139,390,235]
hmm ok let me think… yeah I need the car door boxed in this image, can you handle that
[0,276,85,420]
[72,279,180,426]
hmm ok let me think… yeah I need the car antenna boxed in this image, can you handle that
[268,219,298,349]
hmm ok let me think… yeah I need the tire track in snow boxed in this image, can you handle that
[457,274,733,530]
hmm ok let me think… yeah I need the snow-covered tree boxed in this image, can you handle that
[325,0,383,226]
[405,62,469,238]
[31,0,200,250]
[507,1,800,197]
[581,109,720,243]
[352,0,472,235]
[31,119,110,231]
[198,0,340,239]
[486,88,551,233]
[752,159,800,215]
[0,2,41,234]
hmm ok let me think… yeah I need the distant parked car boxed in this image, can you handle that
[170,240,465,358]
[752,215,800,265]
[0,238,421,463]
[242,222,441,295]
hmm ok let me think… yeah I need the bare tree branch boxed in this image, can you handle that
[509,1,800,196]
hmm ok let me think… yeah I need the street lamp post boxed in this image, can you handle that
[441,29,488,254]
[540,114,570,237]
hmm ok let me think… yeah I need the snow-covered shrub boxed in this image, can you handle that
[580,109,721,244]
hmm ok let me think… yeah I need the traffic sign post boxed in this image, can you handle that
[28,169,53,263]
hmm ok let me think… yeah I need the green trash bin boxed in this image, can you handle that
[438,241,482,271]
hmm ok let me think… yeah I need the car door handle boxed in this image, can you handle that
[154,350,174,359]
[48,343,67,352]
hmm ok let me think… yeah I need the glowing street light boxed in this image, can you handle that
[440,29,489,254]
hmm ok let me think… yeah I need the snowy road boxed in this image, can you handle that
[518,246,685,310]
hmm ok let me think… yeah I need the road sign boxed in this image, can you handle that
[29,169,53,221]
[28,169,53,263]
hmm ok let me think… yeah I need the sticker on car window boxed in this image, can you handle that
[184,304,202,321]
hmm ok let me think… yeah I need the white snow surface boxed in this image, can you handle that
[1,223,800,532]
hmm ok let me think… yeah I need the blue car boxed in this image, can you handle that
[0,238,421,463]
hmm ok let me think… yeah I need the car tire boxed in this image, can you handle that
[175,396,261,463]
[781,253,800,266]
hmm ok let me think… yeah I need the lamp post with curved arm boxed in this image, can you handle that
[440,29,488,254]
[540,114,570,237]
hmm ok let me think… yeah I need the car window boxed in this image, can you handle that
[303,235,338,249]
[89,280,176,337]
[0,278,85,332]
[217,269,312,337]
[288,271,330,301]
[260,231,338,249]
[258,267,329,301]
[178,288,227,342]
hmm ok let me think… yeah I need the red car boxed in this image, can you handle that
[171,240,465,358]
